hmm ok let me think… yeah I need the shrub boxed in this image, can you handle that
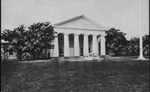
[21,52,34,61]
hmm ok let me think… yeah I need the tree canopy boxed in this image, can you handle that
[105,28,127,56]
[105,28,149,56]
[1,22,56,60]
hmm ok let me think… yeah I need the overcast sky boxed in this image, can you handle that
[2,0,149,39]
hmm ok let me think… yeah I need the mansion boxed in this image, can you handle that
[50,15,107,57]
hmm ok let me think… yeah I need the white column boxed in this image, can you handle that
[101,35,106,55]
[83,34,89,56]
[74,34,79,56]
[92,34,98,54]
[98,36,101,55]
[53,34,59,57]
[64,33,70,56]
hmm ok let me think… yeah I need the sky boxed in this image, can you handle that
[1,0,149,40]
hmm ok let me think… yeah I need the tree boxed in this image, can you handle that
[126,35,149,56]
[143,34,149,56]
[105,28,127,56]
[26,22,56,59]
[127,37,139,56]
[1,22,56,60]
[1,25,27,60]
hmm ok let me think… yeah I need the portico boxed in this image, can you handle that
[52,15,107,57]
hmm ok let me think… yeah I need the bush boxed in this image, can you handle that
[21,52,34,61]
[107,50,115,56]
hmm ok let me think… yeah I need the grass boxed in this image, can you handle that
[1,57,149,92]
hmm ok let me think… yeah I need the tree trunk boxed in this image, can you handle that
[45,48,47,59]
[33,53,36,60]
[37,52,40,59]
[17,52,22,61]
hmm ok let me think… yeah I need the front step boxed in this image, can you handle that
[59,56,83,59]
[58,56,106,62]
[59,56,84,61]
[100,55,112,60]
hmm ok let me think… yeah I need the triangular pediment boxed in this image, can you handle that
[53,15,107,30]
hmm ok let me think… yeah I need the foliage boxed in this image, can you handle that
[126,35,149,56]
[105,28,127,56]
[1,22,56,60]
[105,28,149,56]
[21,52,34,61]
[143,35,149,56]
[126,37,139,56]
[25,22,56,59]
[1,25,27,60]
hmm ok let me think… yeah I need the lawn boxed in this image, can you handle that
[1,57,149,92]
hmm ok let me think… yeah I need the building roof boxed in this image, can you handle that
[53,14,108,30]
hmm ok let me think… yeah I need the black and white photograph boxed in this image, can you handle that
[1,0,149,91]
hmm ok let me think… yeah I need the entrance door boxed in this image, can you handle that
[70,48,74,56]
